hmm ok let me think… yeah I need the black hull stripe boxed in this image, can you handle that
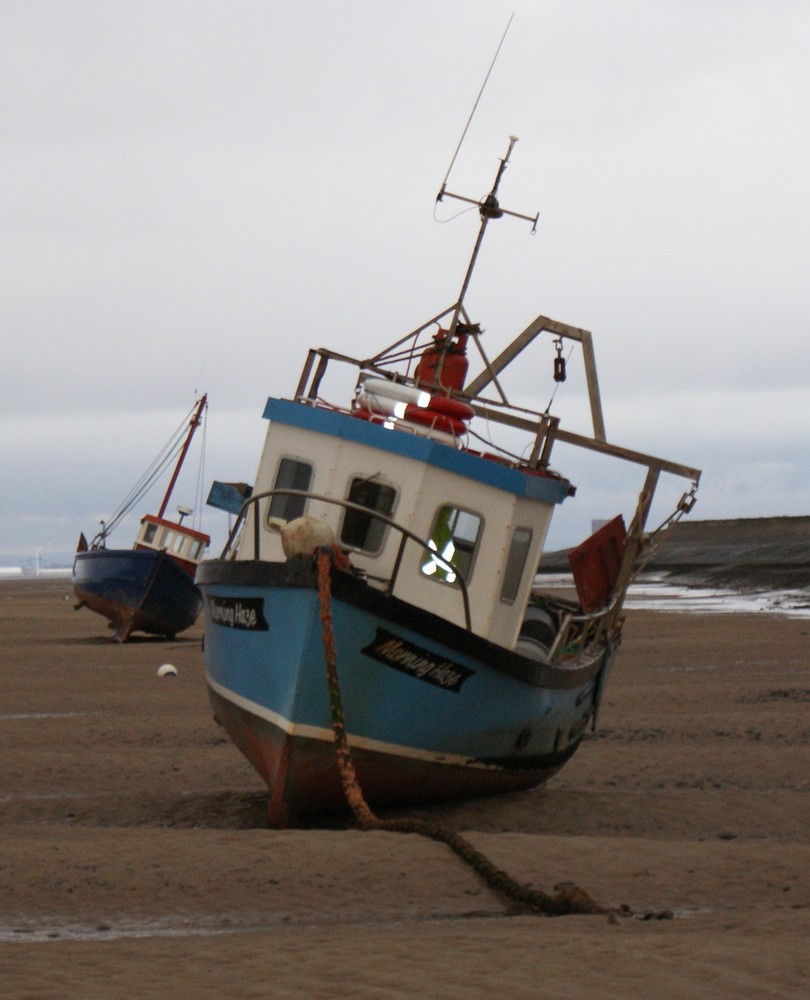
[197,558,613,690]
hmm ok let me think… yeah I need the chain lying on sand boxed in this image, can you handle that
[315,547,610,918]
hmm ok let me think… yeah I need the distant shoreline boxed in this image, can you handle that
[4,516,809,594]
[0,570,71,583]
[544,515,810,592]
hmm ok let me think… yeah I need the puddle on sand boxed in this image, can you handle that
[1,919,243,944]
[1,907,707,943]
[535,574,810,619]
[0,712,94,721]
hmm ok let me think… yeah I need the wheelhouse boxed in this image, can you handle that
[135,514,210,575]
[227,390,571,649]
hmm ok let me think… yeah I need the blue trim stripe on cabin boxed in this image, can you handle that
[262,398,571,505]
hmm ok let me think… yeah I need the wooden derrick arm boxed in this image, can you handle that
[464,315,606,442]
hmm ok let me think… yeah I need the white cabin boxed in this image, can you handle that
[232,398,571,649]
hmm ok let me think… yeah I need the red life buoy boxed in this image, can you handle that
[428,395,475,422]
[402,405,467,437]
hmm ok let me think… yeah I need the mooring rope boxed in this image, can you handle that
[315,546,606,917]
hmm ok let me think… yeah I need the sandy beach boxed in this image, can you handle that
[1,578,807,998]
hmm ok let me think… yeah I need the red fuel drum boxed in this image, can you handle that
[415,329,469,390]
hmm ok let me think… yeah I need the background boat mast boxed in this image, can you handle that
[157,394,207,519]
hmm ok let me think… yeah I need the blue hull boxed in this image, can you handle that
[198,558,615,825]
[73,548,203,641]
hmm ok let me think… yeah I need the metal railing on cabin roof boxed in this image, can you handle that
[221,488,473,632]
[292,339,702,486]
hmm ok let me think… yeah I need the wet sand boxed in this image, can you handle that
[1,579,808,998]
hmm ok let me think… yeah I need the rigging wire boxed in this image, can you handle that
[100,437,185,539]
[542,342,576,414]
[433,202,478,224]
[465,423,523,464]
[95,399,204,541]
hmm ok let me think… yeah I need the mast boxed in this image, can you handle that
[437,136,538,334]
[157,394,207,519]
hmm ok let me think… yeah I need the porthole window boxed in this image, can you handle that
[420,506,482,585]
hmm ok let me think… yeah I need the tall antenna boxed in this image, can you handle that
[437,13,515,200]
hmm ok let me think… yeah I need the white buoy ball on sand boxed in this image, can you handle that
[157,663,178,678]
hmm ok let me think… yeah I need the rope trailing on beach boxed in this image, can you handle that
[315,547,606,917]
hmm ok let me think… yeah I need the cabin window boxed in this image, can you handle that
[420,506,482,585]
[169,532,185,555]
[339,477,396,553]
[188,539,205,561]
[142,523,158,545]
[500,527,533,604]
[267,458,313,524]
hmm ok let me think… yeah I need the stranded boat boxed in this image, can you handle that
[198,140,701,826]
[73,395,210,641]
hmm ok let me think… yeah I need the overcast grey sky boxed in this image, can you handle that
[2,0,808,566]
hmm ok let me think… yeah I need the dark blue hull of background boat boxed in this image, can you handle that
[73,549,202,640]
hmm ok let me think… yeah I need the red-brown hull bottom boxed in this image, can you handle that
[208,686,566,827]
[72,586,174,642]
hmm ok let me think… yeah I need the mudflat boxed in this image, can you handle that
[1,579,807,998]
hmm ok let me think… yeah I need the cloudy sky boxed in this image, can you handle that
[2,0,808,567]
